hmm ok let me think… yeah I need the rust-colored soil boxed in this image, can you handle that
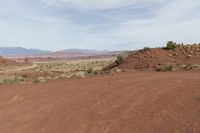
[0,71,200,133]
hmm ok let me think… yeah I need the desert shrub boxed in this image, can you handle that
[155,67,162,72]
[86,67,97,75]
[155,65,175,72]
[33,79,40,83]
[24,57,29,63]
[22,73,28,78]
[166,41,176,50]
[184,64,200,70]
[116,56,124,64]
[86,67,93,74]
[164,65,174,71]
[143,47,151,51]
[33,77,46,83]
[92,70,98,75]
[0,77,24,85]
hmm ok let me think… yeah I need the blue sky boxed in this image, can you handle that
[0,0,200,51]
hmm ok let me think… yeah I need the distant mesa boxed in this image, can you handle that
[0,47,50,56]
[0,47,125,59]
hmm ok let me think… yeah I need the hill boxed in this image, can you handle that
[0,47,126,62]
[0,47,50,56]
[106,44,200,71]
[0,47,125,59]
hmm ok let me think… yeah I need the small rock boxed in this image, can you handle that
[168,54,173,57]
[189,51,193,54]
[187,55,192,58]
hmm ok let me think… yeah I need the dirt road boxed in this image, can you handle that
[0,71,200,133]
[2,64,37,72]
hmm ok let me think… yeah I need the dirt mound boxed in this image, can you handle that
[173,44,200,64]
[118,44,200,70]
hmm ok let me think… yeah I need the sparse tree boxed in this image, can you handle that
[24,57,29,63]
[116,56,124,64]
[166,41,176,50]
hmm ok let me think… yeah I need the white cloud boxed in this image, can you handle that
[43,0,164,10]
[0,0,200,50]
[156,0,200,21]
[109,0,200,49]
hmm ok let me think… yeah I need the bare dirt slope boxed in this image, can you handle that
[119,44,200,69]
[0,71,200,133]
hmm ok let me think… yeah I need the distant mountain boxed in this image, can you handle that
[48,49,126,59]
[0,47,126,59]
[0,47,50,56]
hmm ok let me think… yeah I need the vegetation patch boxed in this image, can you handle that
[165,41,177,50]
[116,56,124,65]
[156,65,175,72]
[0,76,25,85]
[164,65,175,71]
[33,77,47,83]
[176,64,200,70]
[143,47,151,51]
[156,64,200,72]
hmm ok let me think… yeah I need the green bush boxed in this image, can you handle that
[155,65,175,72]
[22,73,28,78]
[164,65,175,71]
[86,67,97,75]
[0,77,24,85]
[33,77,47,83]
[143,47,151,51]
[116,56,124,64]
[184,64,200,70]
[166,41,176,50]
[155,67,162,72]
[86,67,93,74]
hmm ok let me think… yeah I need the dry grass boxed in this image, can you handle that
[0,57,116,85]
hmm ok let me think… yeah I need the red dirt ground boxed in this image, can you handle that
[0,71,200,133]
